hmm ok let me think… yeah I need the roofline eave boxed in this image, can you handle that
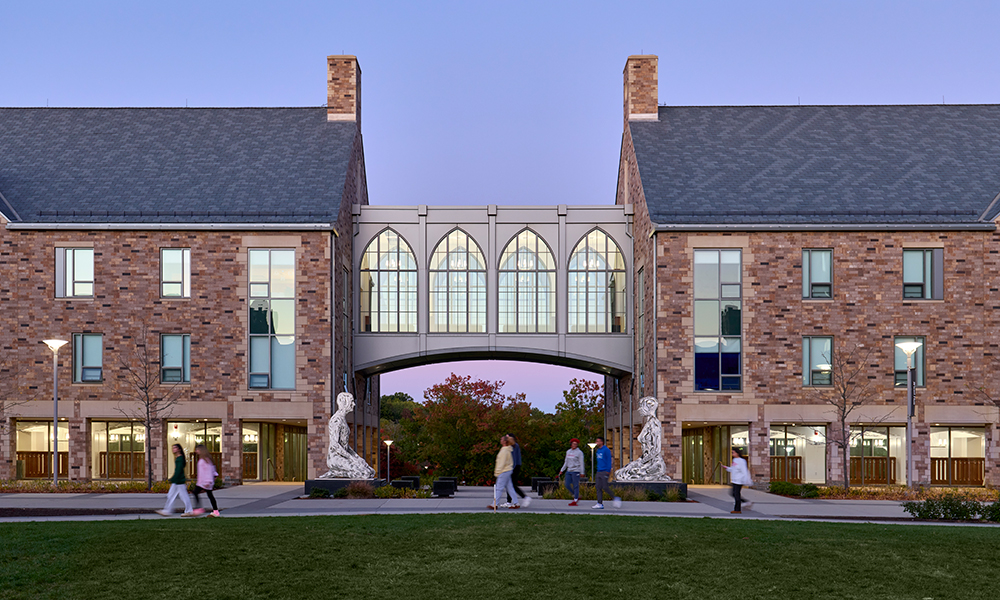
[6,222,338,232]
[651,222,998,233]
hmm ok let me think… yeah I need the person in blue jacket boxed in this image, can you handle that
[592,437,620,509]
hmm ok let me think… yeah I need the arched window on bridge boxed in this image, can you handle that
[360,229,417,333]
[498,229,556,333]
[568,229,626,333]
[429,229,487,333]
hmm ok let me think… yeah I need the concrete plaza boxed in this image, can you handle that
[3,483,991,526]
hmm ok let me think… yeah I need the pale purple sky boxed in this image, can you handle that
[3,1,999,411]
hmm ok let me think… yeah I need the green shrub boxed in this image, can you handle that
[374,485,431,499]
[769,481,800,496]
[799,483,820,498]
[309,487,332,499]
[542,484,684,502]
[979,498,1000,522]
[0,479,175,494]
[902,493,983,521]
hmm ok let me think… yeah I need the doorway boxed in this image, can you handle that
[682,424,749,484]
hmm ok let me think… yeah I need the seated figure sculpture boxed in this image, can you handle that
[614,396,671,481]
[317,392,376,479]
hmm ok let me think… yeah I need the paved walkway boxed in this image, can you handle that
[0,483,994,526]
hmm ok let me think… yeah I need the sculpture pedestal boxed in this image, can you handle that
[304,479,385,494]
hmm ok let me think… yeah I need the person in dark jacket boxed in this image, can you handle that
[592,437,619,509]
[157,443,194,516]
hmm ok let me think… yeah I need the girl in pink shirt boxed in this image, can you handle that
[193,444,220,517]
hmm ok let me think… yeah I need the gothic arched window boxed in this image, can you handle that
[429,229,487,333]
[498,229,556,333]
[359,229,417,332]
[568,229,626,333]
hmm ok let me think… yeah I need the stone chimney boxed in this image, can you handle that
[327,55,361,126]
[624,55,658,121]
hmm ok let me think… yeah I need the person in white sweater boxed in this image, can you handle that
[721,448,753,514]
[557,438,586,506]
[489,435,520,510]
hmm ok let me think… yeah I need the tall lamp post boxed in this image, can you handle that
[384,440,393,483]
[587,442,597,482]
[43,339,68,485]
[896,340,922,489]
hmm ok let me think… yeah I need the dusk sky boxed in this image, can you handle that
[3,2,999,411]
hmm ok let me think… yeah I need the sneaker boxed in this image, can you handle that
[155,510,172,517]
[731,510,742,514]
[612,496,622,509]
[499,502,512,509]
[568,500,578,506]
[210,510,220,517]
[487,505,497,510]
[592,503,604,509]
[743,501,753,510]
[509,504,520,509]
[192,508,205,516]
[521,495,531,508]
[181,512,197,517]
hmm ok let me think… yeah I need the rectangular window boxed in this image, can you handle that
[802,336,833,386]
[802,249,832,299]
[342,267,350,379]
[894,336,925,387]
[902,248,943,299]
[930,426,985,486]
[73,333,103,383]
[769,425,827,484]
[637,267,645,394]
[55,247,94,298]
[160,248,191,298]
[693,249,741,391]
[160,334,191,383]
[248,249,295,390]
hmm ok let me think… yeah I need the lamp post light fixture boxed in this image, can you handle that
[587,442,597,482]
[42,339,68,485]
[896,340,923,489]
[384,440,393,483]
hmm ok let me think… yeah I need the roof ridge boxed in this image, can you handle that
[0,106,328,110]
[655,103,1000,109]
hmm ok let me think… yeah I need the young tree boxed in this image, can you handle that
[807,342,877,490]
[112,323,183,489]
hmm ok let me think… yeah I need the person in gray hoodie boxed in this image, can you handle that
[557,438,585,506]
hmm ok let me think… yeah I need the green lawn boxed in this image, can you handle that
[1,514,996,599]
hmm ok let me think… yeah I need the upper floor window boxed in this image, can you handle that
[568,229,626,333]
[161,334,191,383]
[902,249,943,300]
[55,247,94,298]
[802,249,832,299]
[248,249,295,389]
[360,229,417,333]
[802,336,833,386]
[161,248,191,298]
[498,229,556,333]
[894,336,925,387]
[637,267,645,393]
[429,229,486,333]
[694,249,742,391]
[73,333,102,383]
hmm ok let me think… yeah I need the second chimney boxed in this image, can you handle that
[327,55,361,126]
[624,55,658,122]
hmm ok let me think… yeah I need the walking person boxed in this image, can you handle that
[157,443,194,517]
[505,433,530,508]
[592,437,620,509]
[557,438,585,506]
[192,444,221,517]
[721,447,753,514]
[489,435,520,510]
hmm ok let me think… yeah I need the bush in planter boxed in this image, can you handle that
[769,481,800,496]
[799,483,820,498]
[345,482,376,499]
[309,487,332,499]
[902,493,983,521]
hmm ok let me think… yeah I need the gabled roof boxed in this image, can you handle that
[630,105,1000,228]
[0,108,357,224]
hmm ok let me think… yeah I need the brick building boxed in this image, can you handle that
[0,56,378,483]
[607,55,1000,487]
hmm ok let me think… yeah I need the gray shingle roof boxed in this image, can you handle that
[631,105,1000,227]
[0,108,357,224]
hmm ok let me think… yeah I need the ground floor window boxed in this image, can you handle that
[769,425,826,484]
[681,424,748,484]
[14,420,68,479]
[930,426,985,486]
[849,426,908,485]
[167,421,222,478]
[91,421,146,479]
